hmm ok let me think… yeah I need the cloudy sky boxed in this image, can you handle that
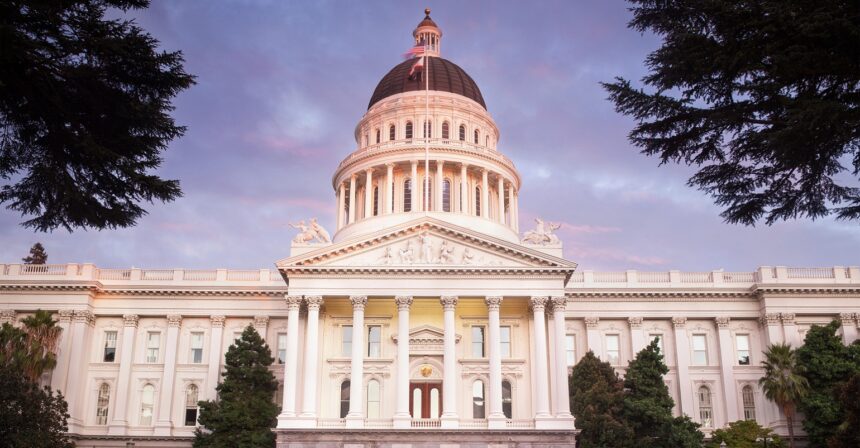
[1,0,857,271]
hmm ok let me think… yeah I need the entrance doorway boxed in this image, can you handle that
[409,382,442,419]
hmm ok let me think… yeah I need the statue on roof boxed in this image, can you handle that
[522,218,561,245]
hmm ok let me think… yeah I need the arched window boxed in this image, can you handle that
[472,380,485,419]
[486,135,490,147]
[364,133,369,147]
[373,186,379,216]
[442,179,451,212]
[140,384,155,425]
[475,186,482,216]
[742,385,756,420]
[405,121,413,140]
[403,179,412,212]
[459,124,466,141]
[343,186,350,226]
[698,386,712,428]
[389,124,396,141]
[423,120,432,138]
[442,121,450,139]
[474,129,479,144]
[340,381,351,418]
[502,380,512,419]
[391,182,395,212]
[423,177,433,211]
[367,379,380,418]
[375,129,380,144]
[96,383,110,425]
[184,384,199,426]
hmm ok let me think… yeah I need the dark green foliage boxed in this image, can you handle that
[569,351,632,448]
[623,339,703,448]
[0,367,73,448]
[795,321,860,447]
[22,242,47,264]
[706,420,784,448]
[0,0,195,231]
[829,371,860,448]
[603,1,860,225]
[194,325,278,448]
[759,343,808,448]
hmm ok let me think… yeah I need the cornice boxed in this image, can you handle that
[0,281,287,297]
[566,291,755,301]
[754,286,860,296]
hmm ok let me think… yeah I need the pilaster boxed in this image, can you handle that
[840,313,859,344]
[108,313,137,435]
[672,316,694,418]
[629,316,646,354]
[715,316,739,423]
[394,295,414,428]
[154,315,182,435]
[205,315,225,400]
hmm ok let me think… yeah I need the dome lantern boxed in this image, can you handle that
[413,8,442,57]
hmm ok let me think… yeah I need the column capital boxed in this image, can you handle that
[306,295,324,310]
[672,316,687,328]
[550,296,567,311]
[628,316,643,328]
[350,172,358,179]
[529,296,549,312]
[254,315,269,329]
[0,309,16,324]
[122,314,139,327]
[440,295,459,310]
[210,315,226,328]
[584,316,600,328]
[73,309,95,325]
[57,309,74,323]
[781,312,796,324]
[349,295,368,310]
[394,295,413,311]
[285,295,303,310]
[167,315,183,327]
[365,167,374,174]
[715,316,730,328]
[386,162,396,168]
[460,162,469,169]
[484,296,503,311]
[411,160,419,167]
[839,312,857,325]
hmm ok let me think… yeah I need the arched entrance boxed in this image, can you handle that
[409,356,443,420]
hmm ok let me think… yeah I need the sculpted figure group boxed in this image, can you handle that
[289,217,331,244]
[521,217,561,245]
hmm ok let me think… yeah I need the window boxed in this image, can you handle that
[103,331,117,362]
[403,179,412,212]
[649,333,663,354]
[375,129,380,144]
[606,334,620,365]
[442,179,451,212]
[500,326,511,358]
[423,120,432,138]
[742,385,756,420]
[277,333,287,364]
[736,334,750,365]
[471,326,485,358]
[475,186,481,216]
[146,332,160,363]
[389,124,395,141]
[565,335,576,366]
[340,381,351,418]
[502,380,512,419]
[342,326,353,356]
[423,177,432,211]
[140,384,155,425]
[367,325,381,357]
[698,386,712,428]
[373,186,379,216]
[442,121,450,139]
[459,124,466,141]
[692,334,708,365]
[184,384,199,426]
[343,186,350,225]
[364,133,368,147]
[189,332,204,364]
[367,379,380,418]
[474,129,479,144]
[472,380,485,418]
[96,383,110,425]
[405,121,413,139]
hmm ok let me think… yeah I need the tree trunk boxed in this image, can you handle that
[784,406,795,448]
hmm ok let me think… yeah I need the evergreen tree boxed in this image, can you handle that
[794,321,860,447]
[194,325,278,448]
[759,343,808,448]
[706,420,784,448]
[22,242,47,264]
[623,339,704,448]
[603,0,860,225]
[569,351,632,448]
[829,371,860,448]
[1,0,195,231]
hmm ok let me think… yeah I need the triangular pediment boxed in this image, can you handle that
[276,217,576,271]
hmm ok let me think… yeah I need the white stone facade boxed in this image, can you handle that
[2,10,859,448]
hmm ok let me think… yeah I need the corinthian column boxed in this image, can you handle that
[385,163,394,214]
[460,163,469,214]
[481,170,489,219]
[485,296,505,428]
[529,297,552,421]
[346,295,368,428]
[393,295,413,428]
[278,296,303,427]
[551,297,573,418]
[440,296,459,428]
[497,176,505,223]
[364,168,373,218]
[299,296,323,424]
[348,174,357,224]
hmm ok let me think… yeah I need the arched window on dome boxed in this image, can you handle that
[375,129,381,144]
[502,380,512,419]
[698,385,713,428]
[405,121,413,140]
[742,385,756,420]
[364,133,369,147]
[373,186,379,216]
[96,383,110,425]
[442,179,451,212]
[340,380,350,418]
[472,380,485,419]
[475,186,481,216]
[485,135,489,147]
[403,178,412,212]
[389,124,396,141]
[474,129,479,144]
[423,120,432,139]
[459,124,466,141]
[442,121,450,140]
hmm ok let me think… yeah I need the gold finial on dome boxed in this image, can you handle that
[425,8,431,16]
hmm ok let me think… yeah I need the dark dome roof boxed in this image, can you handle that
[368,57,486,110]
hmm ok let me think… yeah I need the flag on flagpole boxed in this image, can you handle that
[403,42,426,59]
[409,56,425,78]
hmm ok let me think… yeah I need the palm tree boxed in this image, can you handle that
[20,310,62,382]
[759,343,808,448]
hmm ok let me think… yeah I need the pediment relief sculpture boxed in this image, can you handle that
[371,232,511,267]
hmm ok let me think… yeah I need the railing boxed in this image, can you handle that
[459,419,488,429]
[566,266,858,288]
[787,267,835,279]
[19,264,67,275]
[140,269,173,281]
[317,418,345,428]
[98,269,131,280]
[638,271,670,283]
[680,272,712,283]
[410,418,441,428]
[227,270,260,281]
[183,270,217,281]
[506,419,535,429]
[364,418,394,429]
[724,272,756,283]
[593,272,627,283]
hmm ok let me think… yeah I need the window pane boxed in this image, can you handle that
[429,387,440,419]
[140,384,155,425]
[342,326,353,356]
[103,331,117,362]
[367,380,380,419]
[502,381,512,419]
[413,387,422,418]
[692,334,706,350]
[472,326,485,358]
[500,326,511,358]
[565,335,576,366]
[96,383,110,425]
[404,179,412,212]
[146,332,159,363]
[368,326,381,357]
[340,381,351,418]
[472,381,485,419]
[442,180,451,212]
[606,335,619,350]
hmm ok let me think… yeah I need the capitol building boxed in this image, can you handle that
[2,11,859,448]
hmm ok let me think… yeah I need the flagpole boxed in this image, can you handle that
[424,46,430,215]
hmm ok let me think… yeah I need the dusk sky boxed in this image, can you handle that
[1,0,857,271]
